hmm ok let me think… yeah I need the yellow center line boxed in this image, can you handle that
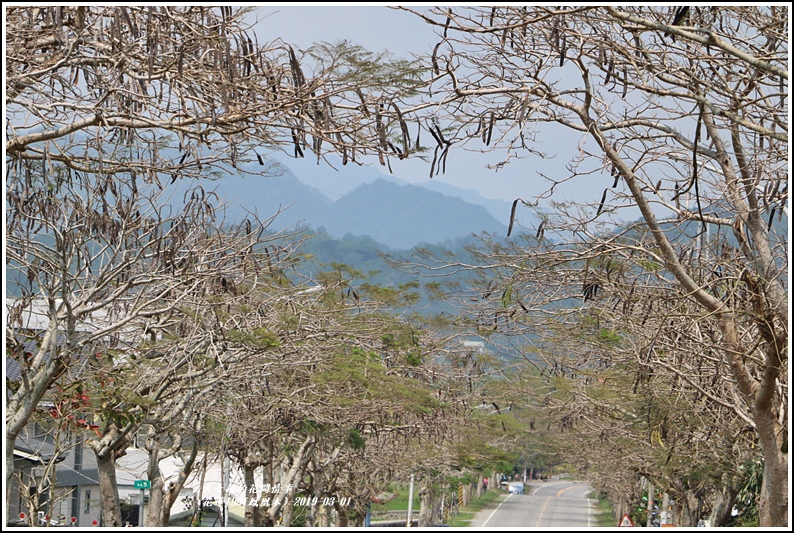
[557,486,576,498]
[536,497,552,527]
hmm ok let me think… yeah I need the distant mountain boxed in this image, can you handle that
[208,163,508,249]
[208,167,331,230]
[270,155,402,201]
[418,180,514,224]
[271,154,516,225]
[315,179,508,249]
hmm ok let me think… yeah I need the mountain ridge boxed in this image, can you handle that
[209,161,510,249]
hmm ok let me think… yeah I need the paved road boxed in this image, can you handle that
[469,480,596,528]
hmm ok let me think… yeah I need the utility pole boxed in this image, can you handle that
[222,454,230,527]
[661,492,670,526]
[406,475,415,527]
[138,487,144,527]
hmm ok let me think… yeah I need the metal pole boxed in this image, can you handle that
[138,488,144,527]
[661,492,670,526]
[222,455,230,527]
[406,475,415,527]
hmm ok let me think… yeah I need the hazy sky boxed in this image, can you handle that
[249,4,591,207]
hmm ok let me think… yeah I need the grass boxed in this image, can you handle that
[446,489,505,527]
[588,491,617,527]
[377,490,420,512]
[370,486,507,526]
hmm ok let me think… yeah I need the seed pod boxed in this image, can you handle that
[596,189,608,216]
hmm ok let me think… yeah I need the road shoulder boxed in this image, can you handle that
[467,492,511,527]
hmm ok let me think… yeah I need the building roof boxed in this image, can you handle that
[13,436,65,465]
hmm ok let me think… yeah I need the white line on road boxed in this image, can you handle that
[536,496,552,527]
[481,493,512,527]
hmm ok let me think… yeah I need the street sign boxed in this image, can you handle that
[19,512,26,520]
[619,513,634,527]
[134,479,151,489]
[71,517,77,524]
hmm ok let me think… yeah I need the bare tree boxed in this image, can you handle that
[5,4,424,520]
[203,264,470,526]
[398,5,787,526]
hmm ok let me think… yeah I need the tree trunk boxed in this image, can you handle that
[96,451,123,527]
[757,431,788,527]
[160,442,198,527]
[266,435,315,524]
[677,489,699,527]
[6,428,20,514]
[5,333,66,510]
[145,434,164,527]
[88,416,133,526]
[243,463,259,527]
[709,474,738,527]
[281,484,297,526]
[334,498,349,527]
[418,485,430,527]
[146,460,164,527]
[721,316,788,527]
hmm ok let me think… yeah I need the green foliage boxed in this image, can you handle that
[588,491,617,527]
[455,444,518,473]
[406,351,422,366]
[310,347,442,415]
[638,259,661,272]
[225,327,281,348]
[346,428,366,450]
[597,327,622,346]
[500,285,513,309]
[731,459,763,527]
[304,40,425,95]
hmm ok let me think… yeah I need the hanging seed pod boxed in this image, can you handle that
[429,145,439,178]
[391,101,410,156]
[605,59,613,85]
[596,189,608,215]
[767,208,777,230]
[560,33,566,66]
[431,41,442,75]
[291,130,303,158]
[428,122,443,147]
[441,146,449,173]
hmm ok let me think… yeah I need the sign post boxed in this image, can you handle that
[406,474,414,527]
[134,480,151,527]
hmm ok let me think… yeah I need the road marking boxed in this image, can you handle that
[536,497,552,527]
[556,486,576,498]
[481,493,512,527]
[588,499,592,528]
